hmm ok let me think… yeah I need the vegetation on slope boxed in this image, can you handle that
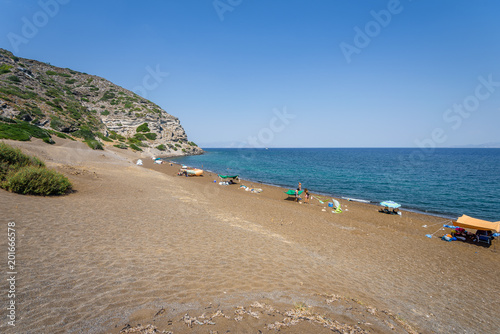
[0,142,72,195]
[0,48,201,155]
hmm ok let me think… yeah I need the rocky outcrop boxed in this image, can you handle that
[0,48,203,157]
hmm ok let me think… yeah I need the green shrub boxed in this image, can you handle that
[0,116,16,124]
[129,144,142,151]
[23,103,43,117]
[109,131,125,141]
[187,141,197,147]
[3,166,71,195]
[96,132,112,142]
[156,144,166,151]
[136,123,150,133]
[72,126,95,141]
[7,75,20,83]
[84,139,103,150]
[65,79,77,84]
[113,143,128,149]
[175,143,181,148]
[101,110,110,116]
[0,122,52,142]
[133,133,146,141]
[0,142,44,180]
[0,64,13,74]
[144,133,157,140]
[100,90,115,101]
[48,130,74,140]
[45,88,60,98]
[0,85,38,100]
[49,117,66,131]
[0,123,30,141]
[182,148,186,153]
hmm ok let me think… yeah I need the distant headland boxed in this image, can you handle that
[0,48,203,157]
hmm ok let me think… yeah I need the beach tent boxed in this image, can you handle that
[285,189,303,195]
[285,189,303,199]
[453,215,500,233]
[218,174,239,179]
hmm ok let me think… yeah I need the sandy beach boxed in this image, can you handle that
[1,138,499,334]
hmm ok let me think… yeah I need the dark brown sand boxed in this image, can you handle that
[0,138,498,334]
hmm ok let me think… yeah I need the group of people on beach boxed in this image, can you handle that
[295,182,310,204]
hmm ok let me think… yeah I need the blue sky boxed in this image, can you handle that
[1,0,499,148]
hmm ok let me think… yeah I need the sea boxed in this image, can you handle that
[169,148,500,222]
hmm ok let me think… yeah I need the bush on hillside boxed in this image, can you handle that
[0,122,53,142]
[84,139,103,150]
[136,123,150,133]
[96,132,112,142]
[7,75,21,83]
[113,143,128,149]
[144,132,157,140]
[3,166,71,195]
[0,142,71,196]
[0,64,13,74]
[129,144,142,151]
[0,142,44,179]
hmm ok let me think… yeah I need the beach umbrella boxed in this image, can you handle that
[332,199,340,209]
[380,200,401,208]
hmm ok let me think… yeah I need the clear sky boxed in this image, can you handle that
[1,0,499,148]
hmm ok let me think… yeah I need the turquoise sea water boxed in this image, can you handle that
[170,148,500,221]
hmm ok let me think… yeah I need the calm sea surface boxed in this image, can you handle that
[170,148,500,221]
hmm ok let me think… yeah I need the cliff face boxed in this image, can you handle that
[0,49,203,156]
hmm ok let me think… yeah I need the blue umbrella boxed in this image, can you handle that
[380,200,401,208]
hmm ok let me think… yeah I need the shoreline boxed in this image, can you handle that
[157,157,458,222]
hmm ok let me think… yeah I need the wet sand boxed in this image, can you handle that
[0,138,498,333]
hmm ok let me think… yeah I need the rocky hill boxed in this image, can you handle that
[0,48,203,156]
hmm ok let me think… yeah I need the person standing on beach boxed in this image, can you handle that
[304,189,310,204]
[295,182,302,202]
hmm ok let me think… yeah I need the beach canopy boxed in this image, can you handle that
[285,189,303,196]
[218,174,239,179]
[453,214,500,233]
[332,199,340,209]
[380,200,401,208]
